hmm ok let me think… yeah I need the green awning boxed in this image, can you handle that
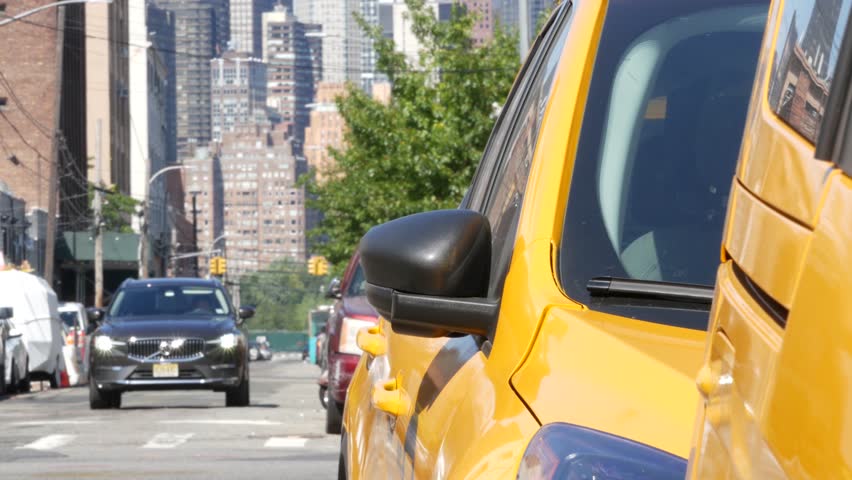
[56,231,139,263]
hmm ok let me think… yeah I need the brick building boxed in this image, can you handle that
[210,52,269,142]
[0,0,89,281]
[303,82,347,183]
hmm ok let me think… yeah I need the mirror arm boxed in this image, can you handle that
[366,284,498,338]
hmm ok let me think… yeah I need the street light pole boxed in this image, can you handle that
[0,0,113,27]
[139,165,194,279]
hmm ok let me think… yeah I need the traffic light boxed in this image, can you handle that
[316,257,329,276]
[209,256,227,276]
[307,256,320,275]
[308,255,329,276]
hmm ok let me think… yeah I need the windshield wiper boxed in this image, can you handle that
[586,277,714,304]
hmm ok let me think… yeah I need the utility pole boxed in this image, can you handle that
[191,191,199,277]
[519,0,530,60]
[94,120,104,307]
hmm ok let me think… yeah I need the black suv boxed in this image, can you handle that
[87,278,253,409]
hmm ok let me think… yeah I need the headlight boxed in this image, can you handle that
[517,423,686,480]
[219,333,237,349]
[94,336,114,352]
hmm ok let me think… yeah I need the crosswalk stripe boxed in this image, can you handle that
[142,433,195,449]
[16,434,76,451]
[264,437,308,448]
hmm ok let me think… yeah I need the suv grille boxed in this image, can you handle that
[127,338,205,361]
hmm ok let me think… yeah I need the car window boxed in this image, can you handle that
[59,311,80,329]
[109,286,231,319]
[474,4,573,298]
[559,0,767,330]
[768,0,852,143]
[463,4,566,213]
[346,264,367,297]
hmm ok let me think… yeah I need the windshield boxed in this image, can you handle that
[108,286,232,320]
[59,311,81,329]
[559,0,767,329]
[346,264,367,297]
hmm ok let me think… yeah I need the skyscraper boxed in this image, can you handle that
[229,0,280,56]
[152,0,231,159]
[262,4,322,144]
[210,52,269,141]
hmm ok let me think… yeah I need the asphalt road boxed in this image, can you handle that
[0,356,340,479]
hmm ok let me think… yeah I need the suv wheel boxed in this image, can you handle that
[18,361,30,392]
[89,381,120,409]
[226,376,250,407]
[325,399,343,434]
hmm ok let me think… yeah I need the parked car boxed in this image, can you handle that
[0,270,65,388]
[1,307,29,394]
[58,302,89,385]
[248,341,260,362]
[341,0,768,477]
[688,0,852,477]
[254,336,272,360]
[87,278,253,409]
[324,252,379,434]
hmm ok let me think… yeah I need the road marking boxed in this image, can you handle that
[11,420,101,426]
[264,437,308,448]
[142,433,195,449]
[16,434,76,451]
[158,419,282,426]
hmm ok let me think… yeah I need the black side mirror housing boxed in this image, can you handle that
[238,306,255,323]
[359,209,498,338]
[0,307,12,320]
[86,307,104,323]
[325,278,342,299]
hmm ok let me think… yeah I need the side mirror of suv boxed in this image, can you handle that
[0,307,12,320]
[326,278,342,299]
[359,209,498,338]
[87,307,104,323]
[238,306,255,324]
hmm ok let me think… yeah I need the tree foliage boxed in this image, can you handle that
[88,185,139,233]
[304,0,519,266]
[238,258,331,331]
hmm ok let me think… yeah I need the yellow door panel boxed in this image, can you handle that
[725,180,811,309]
[763,172,852,478]
[511,306,705,458]
[736,0,834,226]
[692,261,786,479]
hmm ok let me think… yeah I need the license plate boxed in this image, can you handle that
[152,363,178,378]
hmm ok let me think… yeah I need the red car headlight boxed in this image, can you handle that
[517,423,686,480]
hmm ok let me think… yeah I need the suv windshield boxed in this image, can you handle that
[108,286,232,319]
[346,264,367,297]
[559,0,767,329]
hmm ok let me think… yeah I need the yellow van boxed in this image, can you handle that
[688,0,852,477]
[342,0,769,478]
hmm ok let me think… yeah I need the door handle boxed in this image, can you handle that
[371,377,410,417]
[356,325,386,357]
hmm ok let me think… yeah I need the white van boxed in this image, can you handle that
[0,270,65,387]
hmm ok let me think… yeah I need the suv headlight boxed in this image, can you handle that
[94,336,114,352]
[219,333,237,349]
[517,423,686,479]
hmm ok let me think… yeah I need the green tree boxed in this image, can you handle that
[304,0,519,266]
[238,258,331,331]
[88,185,139,233]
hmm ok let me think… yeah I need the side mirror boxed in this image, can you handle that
[359,209,498,338]
[0,307,12,320]
[85,322,98,335]
[238,306,255,322]
[326,278,342,299]
[86,307,104,323]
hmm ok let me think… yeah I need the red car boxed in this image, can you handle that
[323,253,378,434]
